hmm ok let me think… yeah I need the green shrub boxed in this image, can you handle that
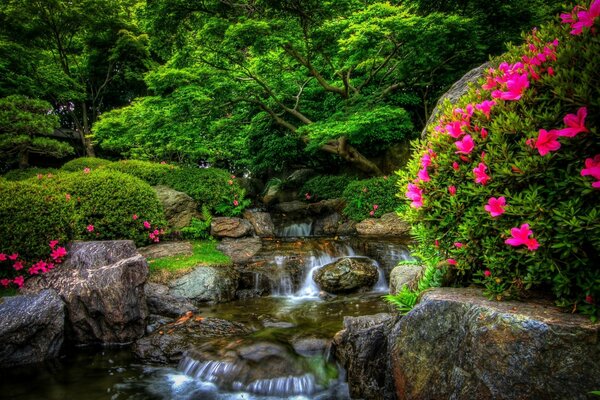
[107,159,174,185]
[2,168,59,181]
[300,175,355,201]
[0,179,76,262]
[343,175,401,221]
[61,157,114,172]
[397,3,599,319]
[180,206,212,240]
[47,170,167,246]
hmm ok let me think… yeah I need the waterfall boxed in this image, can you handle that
[271,256,294,296]
[277,222,313,237]
[245,374,317,396]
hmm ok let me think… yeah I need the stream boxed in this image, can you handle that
[0,230,413,400]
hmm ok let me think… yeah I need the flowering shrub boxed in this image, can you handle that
[106,159,173,185]
[397,0,599,318]
[343,175,401,221]
[0,179,76,261]
[2,168,59,181]
[0,240,67,289]
[300,175,355,201]
[61,157,115,172]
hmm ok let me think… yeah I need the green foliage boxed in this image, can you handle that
[0,95,72,167]
[45,170,167,246]
[107,159,173,185]
[61,157,115,172]
[342,175,401,221]
[180,206,212,240]
[301,175,355,201]
[398,6,599,318]
[0,179,76,261]
[384,261,445,314]
[2,168,59,181]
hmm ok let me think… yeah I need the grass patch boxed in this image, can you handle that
[147,240,231,284]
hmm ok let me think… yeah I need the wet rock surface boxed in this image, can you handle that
[211,217,253,238]
[138,241,193,260]
[23,241,148,344]
[145,282,198,318]
[355,212,410,237]
[313,257,378,294]
[169,266,238,303]
[389,264,424,294]
[243,210,275,237]
[217,237,262,264]
[389,288,600,400]
[0,289,65,367]
[153,185,200,229]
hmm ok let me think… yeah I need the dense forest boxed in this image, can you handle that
[0,0,563,176]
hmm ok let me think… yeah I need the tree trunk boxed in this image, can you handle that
[18,150,29,169]
[81,101,95,157]
[320,136,382,176]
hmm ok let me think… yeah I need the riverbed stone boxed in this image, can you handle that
[211,217,253,238]
[134,314,251,363]
[355,212,410,236]
[307,198,345,215]
[153,185,200,229]
[333,313,399,400]
[274,200,309,213]
[389,264,424,294]
[313,257,378,294]
[169,266,238,303]
[0,289,65,367]
[243,210,275,237]
[389,288,600,400]
[138,241,193,260]
[312,213,340,235]
[23,241,148,344]
[217,237,262,264]
[145,282,198,317]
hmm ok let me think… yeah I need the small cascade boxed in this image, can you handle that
[371,259,389,292]
[245,374,317,396]
[277,221,313,237]
[271,256,294,296]
[179,358,241,385]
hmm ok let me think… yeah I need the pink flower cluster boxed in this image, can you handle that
[142,219,164,243]
[529,107,589,156]
[369,204,379,217]
[561,0,600,35]
[0,241,67,289]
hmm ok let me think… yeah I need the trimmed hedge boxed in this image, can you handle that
[343,175,401,221]
[107,159,173,185]
[300,175,355,201]
[61,157,114,172]
[3,168,59,181]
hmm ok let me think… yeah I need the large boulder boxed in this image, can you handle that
[389,288,600,400]
[23,241,148,344]
[145,282,198,318]
[153,185,200,229]
[211,217,253,238]
[355,212,410,237]
[333,313,398,400]
[389,264,424,294]
[313,257,378,294]
[0,289,65,367]
[169,266,238,303]
[217,237,262,264]
[138,241,193,260]
[243,210,275,237]
[274,200,309,214]
[312,213,340,236]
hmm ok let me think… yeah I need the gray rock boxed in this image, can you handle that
[138,241,193,260]
[243,210,275,237]
[23,241,148,344]
[421,62,490,139]
[153,185,200,229]
[336,220,357,235]
[211,217,253,238]
[145,282,198,318]
[287,168,315,185]
[313,257,378,294]
[389,288,600,400]
[292,338,330,357]
[274,200,308,213]
[217,237,262,264]
[355,212,410,237]
[389,264,424,295]
[307,198,345,215]
[169,266,238,303]
[0,289,65,366]
[312,213,340,236]
[333,313,399,400]
[134,315,251,363]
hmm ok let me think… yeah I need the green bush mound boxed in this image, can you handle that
[300,175,355,201]
[343,175,401,221]
[2,168,59,181]
[397,2,599,319]
[107,159,173,185]
[0,179,76,261]
[61,157,114,172]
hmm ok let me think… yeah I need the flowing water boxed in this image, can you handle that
[0,235,413,400]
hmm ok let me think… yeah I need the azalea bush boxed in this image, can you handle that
[343,175,401,221]
[300,175,355,201]
[397,0,599,319]
[107,159,174,185]
[3,168,59,181]
[61,157,115,172]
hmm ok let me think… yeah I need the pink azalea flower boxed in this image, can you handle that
[87,225,94,232]
[586,295,594,304]
[484,270,492,277]
[535,129,561,156]
[65,193,71,201]
[473,163,490,185]
[132,214,138,220]
[1,278,10,287]
[37,174,43,180]
[448,185,457,196]
[49,240,59,249]
[233,200,239,206]
[421,153,432,168]
[475,100,496,119]
[446,121,466,138]
[434,240,439,248]
[0,253,6,261]
[228,179,234,185]
[160,161,167,164]
[570,1,600,35]
[485,196,507,217]
[383,175,388,180]
[491,73,529,101]
[452,162,460,171]
[373,204,379,210]
[143,221,151,229]
[369,210,375,217]
[51,247,67,261]
[581,154,600,188]
[231,175,236,179]
[405,183,423,208]
[557,107,588,137]
[455,135,475,155]
[13,261,24,271]
[480,128,488,139]
[8,253,18,261]
[505,223,539,251]
[454,242,463,248]
[13,276,24,288]
[447,259,457,266]
[305,193,311,200]
[417,168,430,182]
[83,168,91,174]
